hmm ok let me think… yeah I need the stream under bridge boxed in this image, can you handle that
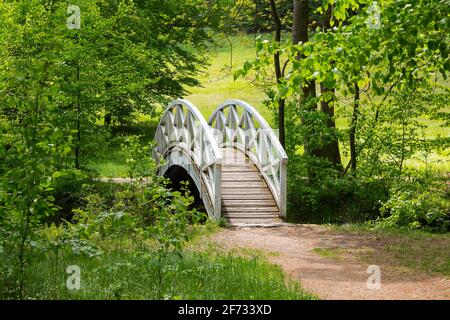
[153,99,288,225]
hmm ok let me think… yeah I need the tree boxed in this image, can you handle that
[292,0,342,169]
[0,0,231,296]
[269,0,286,147]
[315,3,342,169]
[292,0,315,162]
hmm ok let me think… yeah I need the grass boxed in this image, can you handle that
[86,148,128,178]
[312,247,345,260]
[324,224,450,277]
[185,34,271,121]
[5,236,314,300]
[86,120,158,177]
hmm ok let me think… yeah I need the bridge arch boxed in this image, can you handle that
[153,99,222,218]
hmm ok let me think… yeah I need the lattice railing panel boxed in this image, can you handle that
[208,100,288,216]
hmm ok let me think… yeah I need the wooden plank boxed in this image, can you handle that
[225,217,279,220]
[222,171,261,176]
[223,211,278,216]
[222,171,260,176]
[221,194,273,200]
[219,147,282,223]
[222,200,277,206]
[221,177,262,182]
[222,207,279,213]
[222,168,254,172]
[223,212,280,217]
[221,188,272,195]
[222,164,254,168]
[222,162,252,167]
[222,181,267,187]
[225,217,282,224]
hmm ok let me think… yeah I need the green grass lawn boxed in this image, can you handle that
[185,34,271,121]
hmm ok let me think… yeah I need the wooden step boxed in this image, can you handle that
[222,200,277,207]
[221,177,262,182]
[222,181,267,187]
[222,166,255,171]
[222,213,280,218]
[222,185,268,191]
[222,172,260,176]
[222,191,273,197]
[222,162,253,171]
[226,217,282,225]
[219,147,281,226]
[222,206,279,213]
[222,194,274,200]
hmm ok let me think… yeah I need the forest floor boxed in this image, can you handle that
[208,224,450,300]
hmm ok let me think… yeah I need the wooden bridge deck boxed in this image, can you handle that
[221,148,282,225]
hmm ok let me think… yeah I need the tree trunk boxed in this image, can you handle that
[349,82,360,174]
[269,0,285,148]
[317,84,342,169]
[315,5,342,169]
[293,0,309,45]
[292,0,316,156]
[104,112,112,126]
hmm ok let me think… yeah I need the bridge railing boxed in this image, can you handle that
[154,99,222,218]
[208,100,288,217]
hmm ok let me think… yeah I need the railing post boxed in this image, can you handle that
[280,158,288,217]
[213,162,222,219]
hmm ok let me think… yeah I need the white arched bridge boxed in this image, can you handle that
[153,99,287,225]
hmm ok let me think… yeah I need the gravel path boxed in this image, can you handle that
[209,224,450,300]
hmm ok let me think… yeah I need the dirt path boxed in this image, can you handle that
[209,224,450,300]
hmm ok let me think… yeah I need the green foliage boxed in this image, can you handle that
[374,182,450,232]
[231,0,293,33]
[286,158,388,224]
[235,0,449,230]
[0,0,232,299]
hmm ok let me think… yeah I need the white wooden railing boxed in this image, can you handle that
[153,99,222,218]
[208,100,288,216]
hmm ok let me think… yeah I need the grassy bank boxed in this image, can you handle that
[2,227,314,300]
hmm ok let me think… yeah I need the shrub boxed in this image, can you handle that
[373,184,450,232]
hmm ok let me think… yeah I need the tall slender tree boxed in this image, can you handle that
[316,4,342,169]
[269,0,286,148]
[292,0,342,169]
[292,0,316,158]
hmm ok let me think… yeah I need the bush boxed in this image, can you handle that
[48,169,91,224]
[286,151,389,224]
[374,185,450,232]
